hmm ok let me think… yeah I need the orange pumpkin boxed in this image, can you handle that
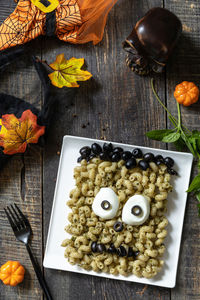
[0,261,25,286]
[174,81,199,106]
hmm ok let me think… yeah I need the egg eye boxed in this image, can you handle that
[122,195,150,225]
[92,188,119,219]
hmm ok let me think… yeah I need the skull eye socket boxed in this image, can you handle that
[92,188,119,220]
[122,195,150,225]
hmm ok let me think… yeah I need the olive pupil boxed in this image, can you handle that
[131,205,142,216]
[101,200,111,210]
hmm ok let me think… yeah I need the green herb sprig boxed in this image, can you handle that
[146,79,200,215]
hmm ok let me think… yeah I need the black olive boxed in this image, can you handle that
[143,152,155,162]
[133,251,140,257]
[127,247,134,258]
[103,143,113,153]
[121,151,132,161]
[96,243,106,253]
[131,205,142,216]
[101,200,111,210]
[113,221,124,232]
[77,156,83,163]
[113,147,123,154]
[111,152,121,162]
[167,168,178,175]
[156,160,163,166]
[99,152,109,160]
[138,160,149,170]
[132,148,143,158]
[164,157,174,167]
[117,246,127,257]
[91,143,102,155]
[88,153,96,161]
[125,157,137,169]
[107,244,117,254]
[80,146,91,158]
[155,155,164,162]
[91,242,97,253]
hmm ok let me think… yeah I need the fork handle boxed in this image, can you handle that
[26,244,53,300]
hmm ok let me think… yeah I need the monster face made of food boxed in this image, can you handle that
[62,142,176,279]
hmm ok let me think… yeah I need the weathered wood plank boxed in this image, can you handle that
[43,0,170,299]
[0,2,43,299]
[165,0,200,299]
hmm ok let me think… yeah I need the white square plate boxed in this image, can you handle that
[43,135,193,288]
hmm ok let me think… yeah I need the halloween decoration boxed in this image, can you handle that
[48,54,92,88]
[123,7,182,75]
[0,53,76,169]
[0,261,25,286]
[0,0,118,52]
[62,143,177,278]
[174,81,199,106]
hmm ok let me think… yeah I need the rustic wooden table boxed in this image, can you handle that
[0,0,200,299]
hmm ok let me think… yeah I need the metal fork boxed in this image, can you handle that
[4,203,53,300]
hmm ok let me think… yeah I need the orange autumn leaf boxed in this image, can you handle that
[48,54,92,88]
[0,110,45,155]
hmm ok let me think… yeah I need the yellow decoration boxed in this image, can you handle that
[31,0,59,13]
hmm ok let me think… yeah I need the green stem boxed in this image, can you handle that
[177,102,181,128]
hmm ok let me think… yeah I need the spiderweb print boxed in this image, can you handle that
[0,0,46,51]
[56,0,82,43]
[0,0,82,51]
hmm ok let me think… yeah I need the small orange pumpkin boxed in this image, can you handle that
[0,261,25,286]
[174,81,199,106]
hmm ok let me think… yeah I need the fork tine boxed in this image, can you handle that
[14,203,30,227]
[10,204,25,228]
[4,207,16,231]
[7,206,19,227]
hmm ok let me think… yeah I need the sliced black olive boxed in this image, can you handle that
[121,151,132,161]
[113,147,123,154]
[125,157,137,169]
[96,243,106,253]
[132,148,143,158]
[131,205,142,216]
[138,160,149,170]
[91,241,97,253]
[117,246,127,257]
[80,146,91,158]
[77,156,83,163]
[167,168,178,175]
[107,244,117,254]
[91,143,102,155]
[99,152,109,160]
[113,221,124,232]
[127,247,134,258]
[111,152,121,162]
[101,200,111,210]
[164,157,174,167]
[143,152,155,162]
[88,153,96,161]
[103,143,113,153]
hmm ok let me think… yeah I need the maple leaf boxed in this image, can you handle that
[48,54,92,88]
[0,110,45,155]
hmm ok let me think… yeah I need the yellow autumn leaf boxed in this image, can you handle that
[48,54,92,88]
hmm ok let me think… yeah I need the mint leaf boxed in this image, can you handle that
[187,174,200,193]
[162,132,180,143]
[174,137,185,151]
[146,129,174,141]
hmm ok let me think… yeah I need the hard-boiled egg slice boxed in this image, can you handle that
[92,188,119,219]
[122,195,150,225]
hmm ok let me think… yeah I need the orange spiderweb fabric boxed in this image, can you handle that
[0,0,118,51]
